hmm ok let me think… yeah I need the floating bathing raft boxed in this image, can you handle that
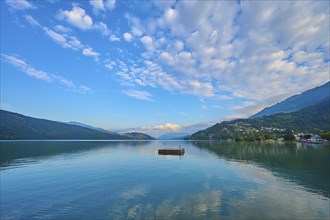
[158,148,185,155]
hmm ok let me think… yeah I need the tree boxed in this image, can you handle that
[284,133,295,141]
[235,136,244,142]
[304,134,312,139]
[320,131,330,140]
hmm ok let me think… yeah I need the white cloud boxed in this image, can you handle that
[104,60,116,70]
[132,123,181,134]
[105,1,329,109]
[105,0,116,10]
[5,0,33,10]
[184,80,213,97]
[123,32,133,42]
[117,119,220,137]
[43,28,67,44]
[125,14,144,37]
[215,95,233,100]
[1,53,91,93]
[24,15,40,27]
[94,22,120,42]
[58,5,93,30]
[140,1,329,113]
[122,90,153,101]
[233,101,265,117]
[1,53,51,81]
[42,27,82,51]
[173,40,184,53]
[158,50,199,78]
[93,22,109,36]
[140,36,154,51]
[79,85,92,93]
[132,26,143,37]
[89,0,115,12]
[54,25,72,33]
[89,0,105,12]
[154,123,180,131]
[159,52,174,66]
[109,35,120,42]
[112,59,215,98]
[164,8,177,23]
[82,47,99,58]
[25,15,99,60]
[117,122,183,137]
[66,36,83,50]
[51,74,75,88]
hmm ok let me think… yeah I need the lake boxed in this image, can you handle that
[1,140,329,220]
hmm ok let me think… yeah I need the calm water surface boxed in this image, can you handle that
[1,140,329,219]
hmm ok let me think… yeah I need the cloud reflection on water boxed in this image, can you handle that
[114,190,222,220]
[1,141,329,220]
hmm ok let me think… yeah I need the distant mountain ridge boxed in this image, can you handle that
[188,82,330,140]
[67,122,155,140]
[250,81,330,118]
[189,98,330,140]
[66,121,105,131]
[121,132,155,140]
[157,132,190,140]
[0,110,154,140]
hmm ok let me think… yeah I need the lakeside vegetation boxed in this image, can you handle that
[188,99,330,142]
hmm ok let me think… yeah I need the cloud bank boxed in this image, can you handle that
[111,1,329,116]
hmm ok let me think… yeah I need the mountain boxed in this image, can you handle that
[250,81,330,118]
[158,132,190,140]
[66,122,156,139]
[121,132,156,140]
[66,121,104,131]
[0,110,152,140]
[189,98,330,140]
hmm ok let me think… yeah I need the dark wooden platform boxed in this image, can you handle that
[158,148,185,155]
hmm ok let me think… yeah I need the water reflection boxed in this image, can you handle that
[122,190,222,220]
[1,141,329,220]
[192,141,330,197]
[0,141,151,170]
[120,184,149,200]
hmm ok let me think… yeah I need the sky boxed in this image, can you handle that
[1,0,329,137]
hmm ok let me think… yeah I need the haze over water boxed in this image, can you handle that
[1,140,329,219]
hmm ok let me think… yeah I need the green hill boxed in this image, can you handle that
[122,132,156,140]
[0,110,153,140]
[251,81,329,118]
[189,98,330,140]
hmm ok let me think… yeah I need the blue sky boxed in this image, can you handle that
[1,0,329,137]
